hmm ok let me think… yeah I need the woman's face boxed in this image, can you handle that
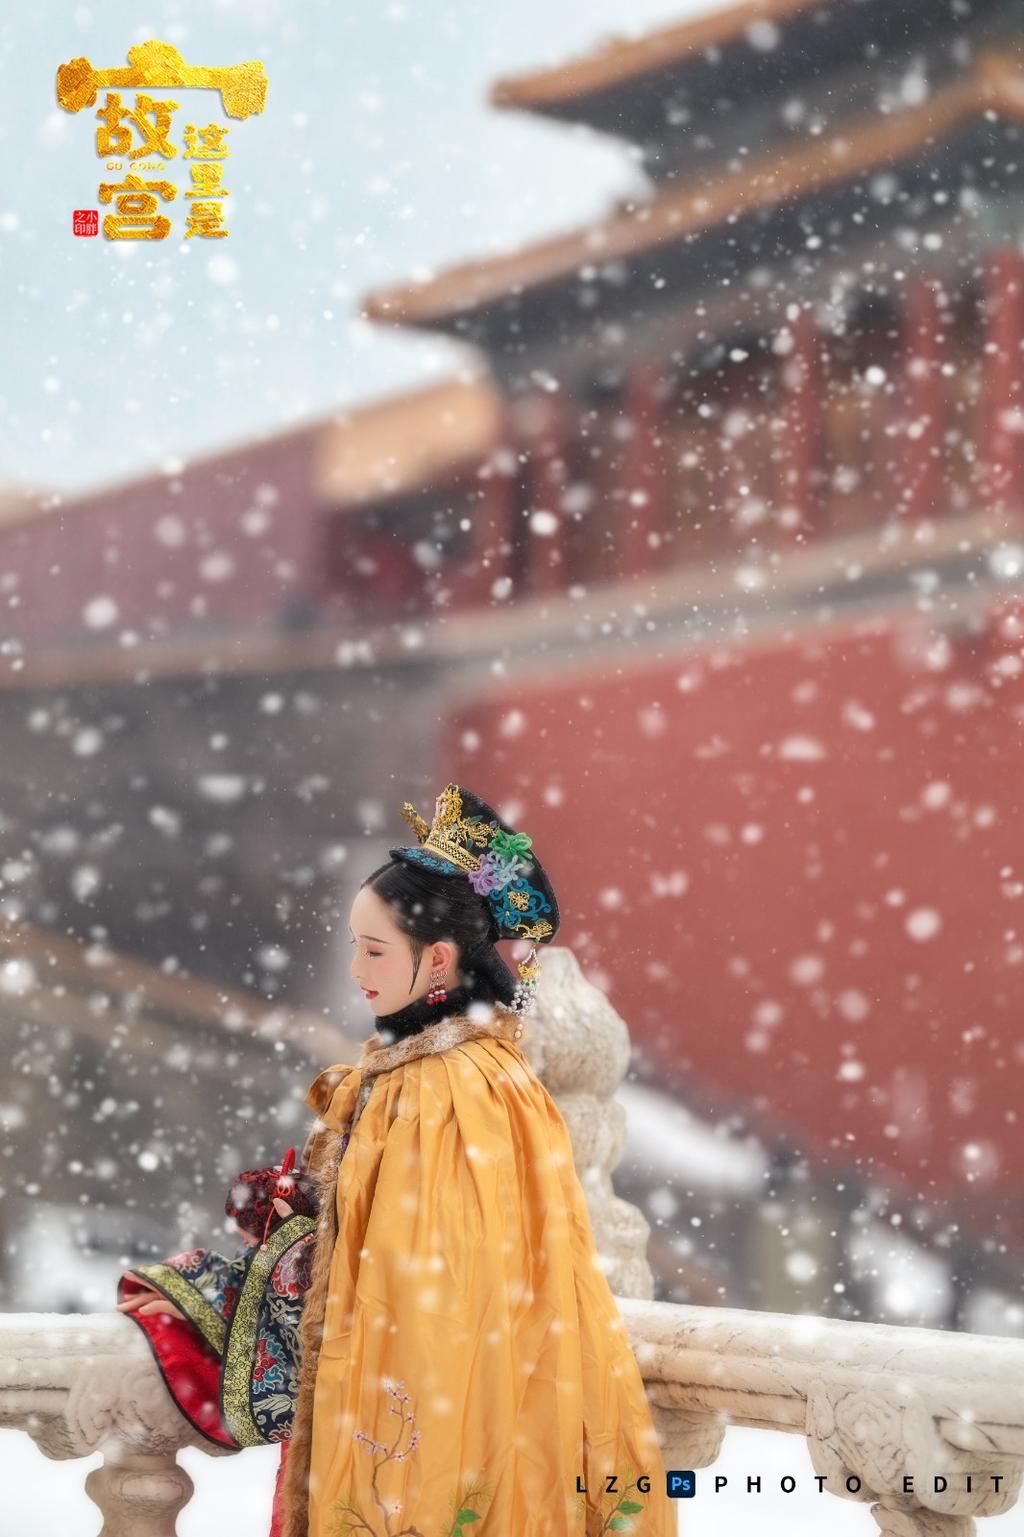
[348,883,458,1017]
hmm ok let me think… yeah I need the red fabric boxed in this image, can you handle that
[270,1440,290,1537]
[119,1274,236,1449]
[120,1273,292,1535]
[226,1157,318,1240]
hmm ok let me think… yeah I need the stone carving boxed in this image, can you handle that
[521,943,657,1298]
[0,1314,234,1533]
[615,1295,1024,1535]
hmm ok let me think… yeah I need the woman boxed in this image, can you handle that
[118,782,677,1536]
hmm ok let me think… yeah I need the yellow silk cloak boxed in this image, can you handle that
[304,1026,678,1537]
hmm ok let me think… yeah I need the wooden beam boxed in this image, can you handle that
[982,243,1024,521]
[778,305,826,539]
[902,273,949,523]
[617,361,670,579]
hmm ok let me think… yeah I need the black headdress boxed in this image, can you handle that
[389,781,560,1015]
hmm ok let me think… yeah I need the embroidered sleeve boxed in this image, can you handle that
[122,1214,318,1449]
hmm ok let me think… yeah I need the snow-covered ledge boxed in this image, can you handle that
[0,1311,236,1535]
[2,1304,1024,1535]
[3,956,1022,1534]
[619,1294,1024,1535]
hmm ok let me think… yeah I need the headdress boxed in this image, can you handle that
[390,782,559,1015]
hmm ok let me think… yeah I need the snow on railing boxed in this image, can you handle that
[620,1294,1024,1535]
[4,952,1022,1533]
[1,1302,1023,1534]
[0,1309,224,1531]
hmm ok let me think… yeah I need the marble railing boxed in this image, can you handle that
[2,1302,1023,1535]
[619,1296,1024,1536]
[0,1310,223,1533]
[3,951,1022,1534]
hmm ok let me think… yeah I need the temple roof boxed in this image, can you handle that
[488,0,1002,141]
[314,375,503,506]
[362,49,1024,334]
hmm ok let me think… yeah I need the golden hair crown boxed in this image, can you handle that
[392,782,560,1014]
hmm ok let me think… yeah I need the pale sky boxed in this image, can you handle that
[2,0,723,497]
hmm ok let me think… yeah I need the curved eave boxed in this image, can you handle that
[487,0,1000,127]
[314,376,504,507]
[360,52,1024,332]
[489,0,840,115]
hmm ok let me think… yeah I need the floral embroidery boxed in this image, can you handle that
[167,1246,207,1269]
[439,1476,493,1536]
[488,874,554,938]
[272,1238,312,1299]
[219,1214,316,1446]
[253,1333,287,1389]
[575,1463,650,1534]
[466,848,526,896]
[328,1379,493,1537]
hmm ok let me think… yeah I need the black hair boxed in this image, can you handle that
[359,856,517,1007]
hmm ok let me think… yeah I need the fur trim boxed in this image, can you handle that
[280,1005,527,1537]
[358,1000,523,1077]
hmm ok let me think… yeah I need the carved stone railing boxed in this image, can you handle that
[3,949,1022,1533]
[0,1310,231,1534]
[2,1301,1024,1535]
[622,1297,1024,1535]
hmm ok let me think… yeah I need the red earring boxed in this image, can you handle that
[426,966,447,1005]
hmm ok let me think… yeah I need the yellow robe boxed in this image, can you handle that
[299,1008,677,1537]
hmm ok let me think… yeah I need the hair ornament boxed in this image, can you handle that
[392,782,560,1016]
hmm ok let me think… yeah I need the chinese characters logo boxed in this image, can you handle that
[56,39,268,241]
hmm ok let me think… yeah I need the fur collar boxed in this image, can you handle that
[358,1000,526,1074]
[304,1003,527,1124]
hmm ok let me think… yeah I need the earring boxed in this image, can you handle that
[510,943,541,1018]
[426,965,448,1005]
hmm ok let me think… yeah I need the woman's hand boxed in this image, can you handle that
[116,1281,187,1321]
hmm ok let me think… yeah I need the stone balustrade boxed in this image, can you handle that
[619,1294,1024,1535]
[2,1302,1023,1534]
[2,949,1021,1534]
[0,1310,227,1535]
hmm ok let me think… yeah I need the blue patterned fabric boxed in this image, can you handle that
[125,1212,316,1447]
[489,874,555,934]
[400,848,456,876]
[396,843,555,942]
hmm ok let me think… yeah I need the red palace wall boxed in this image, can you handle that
[447,596,1024,1237]
[0,430,320,648]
